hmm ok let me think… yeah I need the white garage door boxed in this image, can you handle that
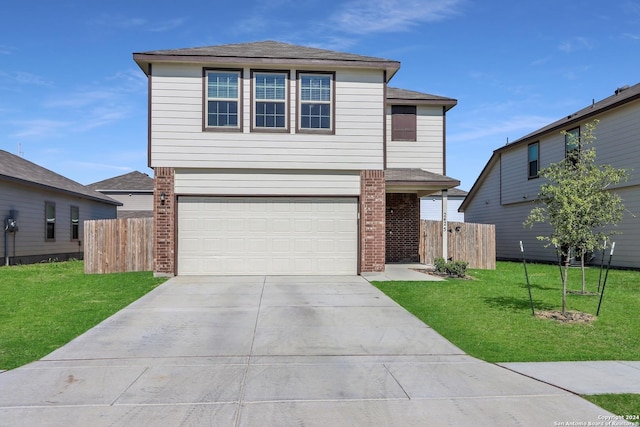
[178,197,358,275]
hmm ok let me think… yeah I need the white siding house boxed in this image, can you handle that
[420,188,467,222]
[134,41,460,276]
[461,83,640,268]
[1,150,119,265]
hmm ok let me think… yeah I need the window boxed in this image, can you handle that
[70,206,79,240]
[205,70,240,129]
[391,105,417,141]
[565,127,580,164]
[253,72,288,130]
[45,202,55,240]
[528,142,539,178]
[299,73,333,131]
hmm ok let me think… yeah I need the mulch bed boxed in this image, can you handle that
[535,310,596,324]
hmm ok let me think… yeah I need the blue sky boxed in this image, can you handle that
[2,0,639,190]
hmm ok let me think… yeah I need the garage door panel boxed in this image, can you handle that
[178,197,357,275]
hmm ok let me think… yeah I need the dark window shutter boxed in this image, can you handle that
[391,105,417,141]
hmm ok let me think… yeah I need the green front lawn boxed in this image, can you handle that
[374,261,640,419]
[374,261,639,362]
[0,260,166,370]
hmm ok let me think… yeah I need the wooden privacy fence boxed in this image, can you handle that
[84,218,153,274]
[419,220,496,269]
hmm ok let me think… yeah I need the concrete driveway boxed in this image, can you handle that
[0,275,615,426]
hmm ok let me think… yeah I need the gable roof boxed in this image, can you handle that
[0,150,120,205]
[88,171,154,192]
[387,87,457,111]
[507,82,640,148]
[133,40,401,79]
[459,81,640,212]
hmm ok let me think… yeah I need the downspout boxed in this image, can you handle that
[443,106,447,175]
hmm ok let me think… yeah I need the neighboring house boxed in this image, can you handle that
[133,40,459,276]
[420,188,467,222]
[88,171,154,218]
[0,150,120,265]
[460,82,640,268]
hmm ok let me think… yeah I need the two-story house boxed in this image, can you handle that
[460,82,640,269]
[133,41,459,276]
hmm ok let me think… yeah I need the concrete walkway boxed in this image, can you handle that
[0,275,631,426]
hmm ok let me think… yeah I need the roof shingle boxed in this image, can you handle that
[88,171,154,192]
[0,150,120,205]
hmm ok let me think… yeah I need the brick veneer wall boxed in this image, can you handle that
[386,193,420,263]
[154,167,175,276]
[360,170,386,272]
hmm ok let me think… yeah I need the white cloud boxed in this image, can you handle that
[558,36,594,53]
[622,33,640,41]
[9,119,72,138]
[94,15,185,33]
[331,0,464,35]
[449,115,554,144]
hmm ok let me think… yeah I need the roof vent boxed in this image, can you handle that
[615,85,630,95]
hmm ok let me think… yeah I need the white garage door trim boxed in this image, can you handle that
[178,197,358,275]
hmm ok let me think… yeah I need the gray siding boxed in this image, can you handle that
[174,169,361,196]
[1,181,116,263]
[420,197,465,222]
[104,193,153,212]
[386,105,444,172]
[150,64,385,171]
[465,98,640,268]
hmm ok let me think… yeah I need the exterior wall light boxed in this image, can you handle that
[160,192,166,205]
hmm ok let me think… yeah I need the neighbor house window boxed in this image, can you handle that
[205,70,240,129]
[45,202,55,240]
[528,142,539,178]
[299,73,333,131]
[391,105,417,141]
[565,127,580,164]
[253,71,288,130]
[70,206,79,240]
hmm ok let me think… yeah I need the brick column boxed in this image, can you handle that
[360,170,386,272]
[154,167,175,276]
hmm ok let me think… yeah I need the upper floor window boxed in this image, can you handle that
[205,70,240,129]
[299,73,333,131]
[253,72,288,130]
[528,142,539,178]
[45,202,55,241]
[70,206,79,240]
[565,127,580,164]
[391,105,417,141]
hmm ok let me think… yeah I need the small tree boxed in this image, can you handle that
[524,120,629,313]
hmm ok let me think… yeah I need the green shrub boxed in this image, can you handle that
[434,257,448,274]
[433,257,468,278]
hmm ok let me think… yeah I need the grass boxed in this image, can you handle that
[373,261,640,419]
[373,261,640,363]
[0,260,166,370]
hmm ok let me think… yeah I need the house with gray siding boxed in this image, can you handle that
[460,82,640,268]
[133,41,459,276]
[1,150,120,265]
[421,188,467,222]
[88,171,154,218]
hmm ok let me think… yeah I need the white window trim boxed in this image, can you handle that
[297,72,334,133]
[204,69,242,131]
[252,70,289,132]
